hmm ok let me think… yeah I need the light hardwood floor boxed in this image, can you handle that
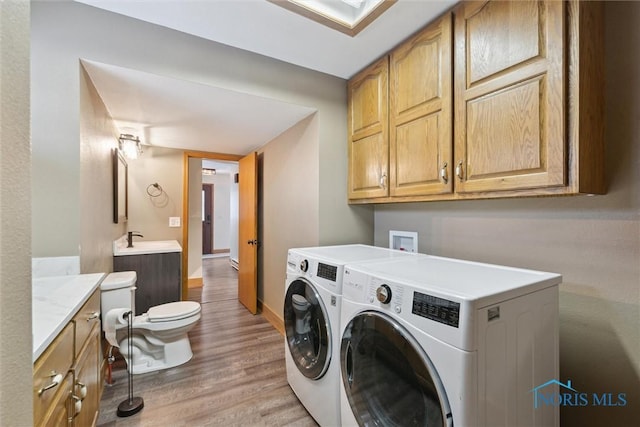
[97,257,318,427]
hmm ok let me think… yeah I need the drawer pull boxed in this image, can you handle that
[76,380,87,399]
[38,371,63,396]
[86,311,100,322]
[71,394,82,417]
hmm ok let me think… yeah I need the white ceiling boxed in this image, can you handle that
[78,0,457,155]
[82,60,316,155]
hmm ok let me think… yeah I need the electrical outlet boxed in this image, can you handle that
[169,217,181,227]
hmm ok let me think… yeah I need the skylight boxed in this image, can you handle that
[268,0,397,36]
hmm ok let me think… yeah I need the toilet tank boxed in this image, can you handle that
[101,271,137,316]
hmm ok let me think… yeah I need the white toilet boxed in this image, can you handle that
[101,271,201,374]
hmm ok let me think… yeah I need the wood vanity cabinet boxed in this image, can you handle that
[113,251,182,314]
[33,288,101,427]
[347,56,389,200]
[72,290,101,427]
[347,0,604,204]
[33,323,74,426]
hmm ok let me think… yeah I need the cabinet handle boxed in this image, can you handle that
[76,380,87,399]
[71,394,82,417]
[86,311,100,322]
[38,371,63,396]
[455,160,464,181]
[379,173,387,190]
[440,162,448,183]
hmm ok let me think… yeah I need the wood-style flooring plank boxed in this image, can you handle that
[97,257,317,427]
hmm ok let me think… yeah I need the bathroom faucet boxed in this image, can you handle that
[127,231,144,248]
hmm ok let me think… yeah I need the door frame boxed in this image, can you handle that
[181,150,242,300]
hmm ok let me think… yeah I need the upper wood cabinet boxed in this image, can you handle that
[347,0,604,204]
[454,0,565,193]
[348,56,389,199]
[390,13,453,197]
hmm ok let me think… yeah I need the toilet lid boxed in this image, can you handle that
[147,301,201,322]
[101,271,137,290]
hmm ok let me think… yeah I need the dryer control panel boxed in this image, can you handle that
[344,265,468,350]
[287,250,343,293]
[366,278,405,314]
[412,291,460,328]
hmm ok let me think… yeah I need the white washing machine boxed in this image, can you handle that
[339,255,562,427]
[284,244,416,427]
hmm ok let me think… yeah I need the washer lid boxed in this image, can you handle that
[147,301,201,322]
[101,271,137,291]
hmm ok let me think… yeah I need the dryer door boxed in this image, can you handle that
[284,278,331,380]
[341,311,453,427]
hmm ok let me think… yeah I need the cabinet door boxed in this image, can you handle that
[39,374,72,427]
[34,322,74,426]
[454,0,565,193]
[348,56,389,199]
[390,13,453,197]
[74,289,100,360]
[73,326,100,427]
[114,252,182,314]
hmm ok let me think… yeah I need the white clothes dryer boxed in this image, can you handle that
[339,255,562,427]
[284,245,416,427]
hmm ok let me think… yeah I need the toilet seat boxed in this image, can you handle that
[147,301,201,322]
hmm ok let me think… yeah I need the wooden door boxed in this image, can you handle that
[238,152,258,314]
[390,13,453,197]
[348,56,389,199]
[202,184,213,255]
[454,0,565,193]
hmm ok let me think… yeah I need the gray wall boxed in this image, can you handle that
[127,145,184,243]
[0,1,32,425]
[373,3,640,424]
[79,66,126,273]
[31,1,372,323]
[260,115,320,316]
[203,172,234,252]
[31,1,372,262]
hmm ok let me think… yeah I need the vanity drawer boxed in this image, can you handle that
[33,322,74,425]
[38,373,72,427]
[74,289,100,359]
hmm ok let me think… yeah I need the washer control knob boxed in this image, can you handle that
[395,305,402,314]
[299,259,309,273]
[376,284,392,304]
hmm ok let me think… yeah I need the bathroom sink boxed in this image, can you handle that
[113,239,182,256]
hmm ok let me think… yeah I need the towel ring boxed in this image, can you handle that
[146,183,163,198]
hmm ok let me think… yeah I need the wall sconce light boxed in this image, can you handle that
[202,168,216,176]
[118,134,143,159]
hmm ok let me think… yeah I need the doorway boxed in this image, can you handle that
[182,150,259,315]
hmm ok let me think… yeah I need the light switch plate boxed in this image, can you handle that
[169,217,181,227]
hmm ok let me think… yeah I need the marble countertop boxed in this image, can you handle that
[32,273,105,362]
[113,237,182,256]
